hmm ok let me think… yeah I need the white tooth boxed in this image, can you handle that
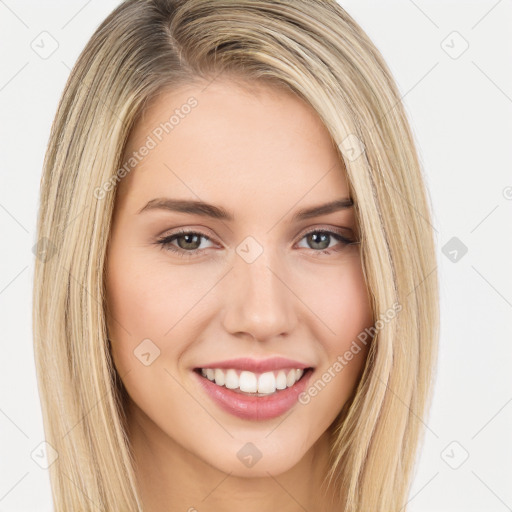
[258,371,276,394]
[295,369,304,381]
[275,370,287,390]
[206,368,215,381]
[214,368,225,386]
[239,371,258,392]
[225,369,239,389]
[201,368,207,377]
[286,369,296,387]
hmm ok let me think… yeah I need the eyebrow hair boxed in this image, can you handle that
[137,197,354,221]
[293,198,353,221]
[137,198,234,219]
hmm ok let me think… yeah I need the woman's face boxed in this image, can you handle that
[105,78,373,478]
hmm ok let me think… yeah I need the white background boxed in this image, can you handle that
[0,1,511,510]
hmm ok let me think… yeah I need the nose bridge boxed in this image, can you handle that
[221,241,297,340]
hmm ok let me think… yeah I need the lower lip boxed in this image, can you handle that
[194,368,314,421]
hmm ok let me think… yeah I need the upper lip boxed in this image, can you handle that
[195,357,313,373]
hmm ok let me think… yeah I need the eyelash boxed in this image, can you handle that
[155,227,357,259]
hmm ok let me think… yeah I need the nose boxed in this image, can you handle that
[220,249,298,342]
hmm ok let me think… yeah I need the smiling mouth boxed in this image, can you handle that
[193,367,314,396]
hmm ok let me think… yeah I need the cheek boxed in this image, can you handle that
[105,248,179,377]
[303,253,373,343]
[298,253,373,387]
[106,248,191,344]
[104,250,196,421]
[293,260,372,431]
[106,244,220,331]
[105,247,217,388]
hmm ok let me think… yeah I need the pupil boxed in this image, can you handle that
[178,234,200,250]
[309,232,329,250]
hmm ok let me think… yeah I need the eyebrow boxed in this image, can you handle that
[137,197,354,222]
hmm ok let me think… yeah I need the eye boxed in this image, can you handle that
[295,228,356,255]
[156,229,216,258]
[155,227,357,259]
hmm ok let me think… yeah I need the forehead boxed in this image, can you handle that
[116,78,350,216]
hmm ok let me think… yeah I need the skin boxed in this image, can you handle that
[105,77,374,512]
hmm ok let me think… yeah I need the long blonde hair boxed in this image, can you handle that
[33,1,439,510]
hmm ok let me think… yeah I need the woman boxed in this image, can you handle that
[33,0,439,510]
